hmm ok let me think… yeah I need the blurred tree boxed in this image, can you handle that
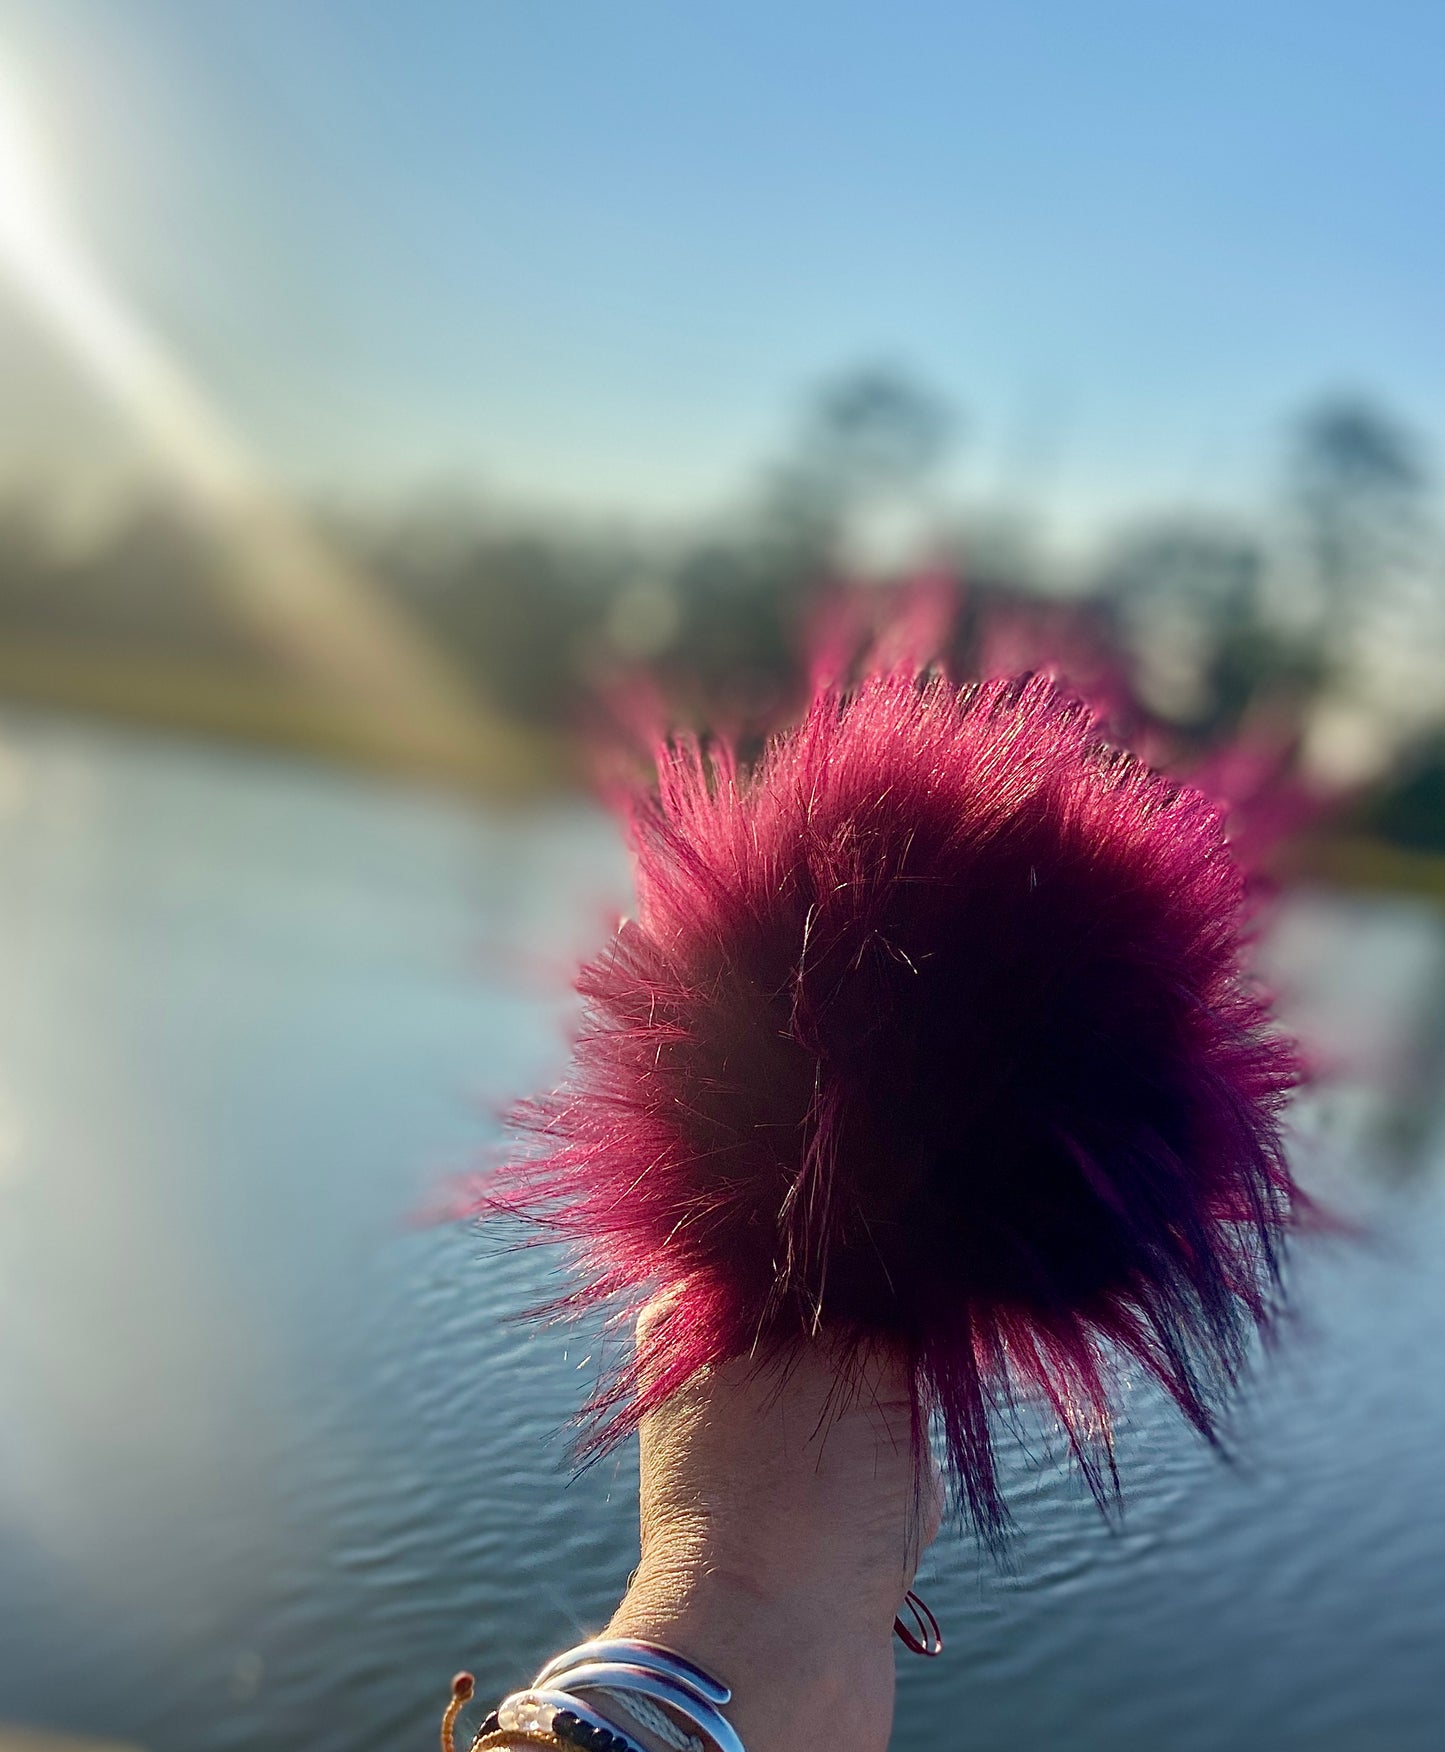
[758,365,956,561]
[641,368,958,733]
[0,490,48,621]
[1100,522,1260,623]
[381,530,618,726]
[0,491,263,664]
[1365,735,1445,852]
[802,364,954,497]
[1285,396,1445,785]
[1290,397,1428,622]
[1093,520,1268,730]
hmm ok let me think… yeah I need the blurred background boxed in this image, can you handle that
[1,4,1444,1749]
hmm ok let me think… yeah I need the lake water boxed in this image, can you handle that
[0,711,1442,1752]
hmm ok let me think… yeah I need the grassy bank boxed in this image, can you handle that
[1290,834,1445,905]
[6,638,1445,906]
[0,637,572,798]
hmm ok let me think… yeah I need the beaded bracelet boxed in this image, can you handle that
[438,1669,688,1752]
[502,1688,652,1752]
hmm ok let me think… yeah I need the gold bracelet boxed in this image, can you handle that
[471,1733,563,1751]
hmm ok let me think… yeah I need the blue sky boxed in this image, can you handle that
[1,0,1442,539]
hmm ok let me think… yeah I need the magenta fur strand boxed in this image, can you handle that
[479,663,1305,1534]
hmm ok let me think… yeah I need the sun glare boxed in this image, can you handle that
[0,52,258,506]
[0,48,506,774]
[0,59,64,274]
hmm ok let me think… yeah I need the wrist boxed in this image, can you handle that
[605,1560,896,1752]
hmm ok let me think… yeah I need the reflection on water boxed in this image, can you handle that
[0,711,1442,1751]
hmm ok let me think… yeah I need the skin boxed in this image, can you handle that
[512,1318,945,1752]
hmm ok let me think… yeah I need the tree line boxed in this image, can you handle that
[1,370,1443,843]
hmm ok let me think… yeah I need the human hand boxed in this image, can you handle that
[605,1318,944,1752]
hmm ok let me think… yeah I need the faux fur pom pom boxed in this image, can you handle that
[481,658,1304,1534]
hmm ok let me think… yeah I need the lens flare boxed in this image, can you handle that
[0,50,517,777]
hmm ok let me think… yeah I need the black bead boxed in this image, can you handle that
[479,1712,500,1736]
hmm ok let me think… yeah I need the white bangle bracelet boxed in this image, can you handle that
[534,1638,742,1752]
[535,1639,732,1707]
[452,1636,744,1752]
[543,1659,744,1752]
